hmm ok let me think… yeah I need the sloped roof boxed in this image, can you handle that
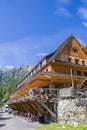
[44,34,73,64]
[44,34,87,64]
[15,35,87,92]
[18,35,87,83]
[36,35,74,64]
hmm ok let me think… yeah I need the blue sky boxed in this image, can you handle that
[0,0,87,69]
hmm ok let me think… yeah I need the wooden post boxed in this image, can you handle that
[70,68,74,88]
[42,103,56,119]
[49,82,55,93]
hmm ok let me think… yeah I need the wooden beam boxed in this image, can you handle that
[33,101,45,115]
[41,103,56,119]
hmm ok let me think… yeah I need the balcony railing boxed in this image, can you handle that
[8,87,77,104]
[8,88,59,104]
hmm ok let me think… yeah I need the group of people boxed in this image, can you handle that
[27,113,34,122]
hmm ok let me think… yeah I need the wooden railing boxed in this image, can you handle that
[8,87,77,104]
[8,87,59,104]
[75,89,87,106]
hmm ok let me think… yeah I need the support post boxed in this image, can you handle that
[70,68,74,88]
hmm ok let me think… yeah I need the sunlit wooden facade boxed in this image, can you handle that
[7,35,87,122]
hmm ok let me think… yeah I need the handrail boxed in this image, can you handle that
[7,87,59,104]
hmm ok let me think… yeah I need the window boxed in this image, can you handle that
[42,59,46,66]
[46,69,48,71]
[75,59,79,64]
[33,68,36,74]
[37,63,42,71]
[72,46,79,53]
[84,72,87,76]
[77,70,81,75]
[68,57,72,63]
[30,72,33,77]
[82,60,85,66]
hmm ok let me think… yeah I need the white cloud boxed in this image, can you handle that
[0,34,59,67]
[54,0,71,17]
[78,7,87,20]
[82,21,87,27]
[6,66,14,69]
[37,53,48,57]
[55,7,70,16]
[0,65,2,68]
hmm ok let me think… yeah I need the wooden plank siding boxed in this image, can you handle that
[50,62,87,75]
[55,38,87,61]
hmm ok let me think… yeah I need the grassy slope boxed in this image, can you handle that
[36,123,87,130]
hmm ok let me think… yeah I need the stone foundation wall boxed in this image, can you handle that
[58,99,87,124]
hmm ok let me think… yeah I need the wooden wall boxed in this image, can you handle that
[55,38,87,63]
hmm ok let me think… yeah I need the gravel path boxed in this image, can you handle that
[0,112,42,130]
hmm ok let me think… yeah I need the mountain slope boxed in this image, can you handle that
[0,65,33,101]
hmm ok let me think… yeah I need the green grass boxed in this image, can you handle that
[36,123,87,130]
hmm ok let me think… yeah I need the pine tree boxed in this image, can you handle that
[84,45,87,51]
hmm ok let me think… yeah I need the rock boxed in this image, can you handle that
[57,99,87,124]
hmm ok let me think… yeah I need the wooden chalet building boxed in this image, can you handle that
[8,35,87,122]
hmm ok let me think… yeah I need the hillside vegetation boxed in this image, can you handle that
[0,65,33,104]
[36,123,87,130]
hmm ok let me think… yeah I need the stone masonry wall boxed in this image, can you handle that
[58,99,87,124]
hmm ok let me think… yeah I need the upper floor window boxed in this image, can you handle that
[42,59,46,66]
[33,68,36,74]
[37,63,42,71]
[82,60,85,66]
[72,46,79,53]
[75,59,79,64]
[30,72,33,77]
[77,70,81,75]
[84,72,87,76]
[68,57,72,63]
[46,68,48,72]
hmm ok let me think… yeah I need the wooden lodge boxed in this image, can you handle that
[7,35,87,122]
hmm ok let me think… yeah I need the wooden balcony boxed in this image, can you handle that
[8,87,59,104]
[8,87,78,104]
